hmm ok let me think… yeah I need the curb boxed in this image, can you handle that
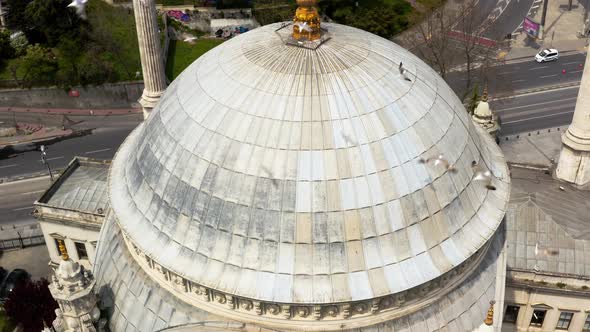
[0,129,91,150]
[0,107,141,116]
[0,169,63,185]
[504,49,586,64]
[507,162,551,172]
[492,81,580,100]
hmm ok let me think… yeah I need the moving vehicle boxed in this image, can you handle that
[535,48,559,63]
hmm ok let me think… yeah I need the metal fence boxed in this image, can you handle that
[0,235,45,251]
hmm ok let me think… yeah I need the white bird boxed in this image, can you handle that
[294,21,312,32]
[471,160,496,190]
[261,166,279,188]
[418,154,457,173]
[67,0,88,19]
[399,62,412,82]
[535,242,559,257]
[341,132,357,146]
[183,36,198,43]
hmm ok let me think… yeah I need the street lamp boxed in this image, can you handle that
[40,145,54,181]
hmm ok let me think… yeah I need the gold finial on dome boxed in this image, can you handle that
[293,0,321,41]
[482,85,489,102]
[484,300,495,326]
[57,239,69,260]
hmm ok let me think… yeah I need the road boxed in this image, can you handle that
[0,115,140,179]
[492,85,579,136]
[0,176,51,226]
[445,52,586,97]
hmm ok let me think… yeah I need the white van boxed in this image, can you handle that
[535,49,559,63]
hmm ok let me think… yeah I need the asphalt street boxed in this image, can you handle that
[445,52,586,97]
[483,0,535,39]
[492,85,579,136]
[0,116,140,179]
[0,176,50,226]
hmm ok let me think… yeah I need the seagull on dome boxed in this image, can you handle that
[67,0,88,19]
[398,61,412,82]
[471,160,496,190]
[418,154,457,173]
[294,21,312,32]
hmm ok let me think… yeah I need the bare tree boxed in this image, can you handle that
[399,0,506,101]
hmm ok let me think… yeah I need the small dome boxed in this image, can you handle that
[109,22,510,308]
[474,100,492,120]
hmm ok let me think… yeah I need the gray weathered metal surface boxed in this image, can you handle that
[108,22,510,304]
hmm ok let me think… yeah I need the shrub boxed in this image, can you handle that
[9,32,29,56]
[556,282,567,288]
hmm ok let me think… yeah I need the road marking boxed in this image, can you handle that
[20,190,45,196]
[503,110,575,124]
[85,148,110,154]
[499,71,514,75]
[539,74,558,78]
[512,79,526,83]
[12,206,33,211]
[39,156,64,162]
[495,97,577,112]
[491,84,580,101]
[529,66,549,70]
[571,69,583,74]
[0,164,19,169]
[563,62,580,65]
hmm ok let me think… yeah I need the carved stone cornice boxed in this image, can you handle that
[119,221,495,331]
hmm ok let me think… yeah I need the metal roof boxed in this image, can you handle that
[108,22,510,304]
[506,167,590,276]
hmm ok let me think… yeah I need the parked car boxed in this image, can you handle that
[535,48,559,63]
[0,269,30,302]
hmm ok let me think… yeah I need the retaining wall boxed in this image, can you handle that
[0,81,145,109]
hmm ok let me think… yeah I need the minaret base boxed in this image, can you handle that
[139,89,164,119]
[556,144,590,186]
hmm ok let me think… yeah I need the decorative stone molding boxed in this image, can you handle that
[120,222,495,330]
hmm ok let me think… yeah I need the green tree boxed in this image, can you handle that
[0,30,16,59]
[15,44,58,87]
[3,278,58,332]
[25,0,86,46]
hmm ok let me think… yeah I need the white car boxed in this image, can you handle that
[535,48,559,63]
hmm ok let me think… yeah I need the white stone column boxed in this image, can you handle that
[133,0,167,119]
[556,50,590,185]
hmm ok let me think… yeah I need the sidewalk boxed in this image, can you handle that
[0,126,74,147]
[0,107,140,116]
[504,0,588,61]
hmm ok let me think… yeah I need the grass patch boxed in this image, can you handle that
[87,0,141,80]
[0,311,16,332]
[165,38,224,80]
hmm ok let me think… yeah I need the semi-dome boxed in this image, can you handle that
[105,22,510,329]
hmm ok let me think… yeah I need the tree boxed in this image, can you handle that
[3,278,58,332]
[14,44,58,88]
[399,0,504,100]
[0,30,15,60]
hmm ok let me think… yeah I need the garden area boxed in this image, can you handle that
[166,38,224,79]
[0,0,227,89]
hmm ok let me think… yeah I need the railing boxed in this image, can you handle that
[0,235,45,250]
[0,224,45,250]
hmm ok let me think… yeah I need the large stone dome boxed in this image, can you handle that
[104,22,510,329]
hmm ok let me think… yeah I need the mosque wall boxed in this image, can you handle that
[0,81,144,109]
